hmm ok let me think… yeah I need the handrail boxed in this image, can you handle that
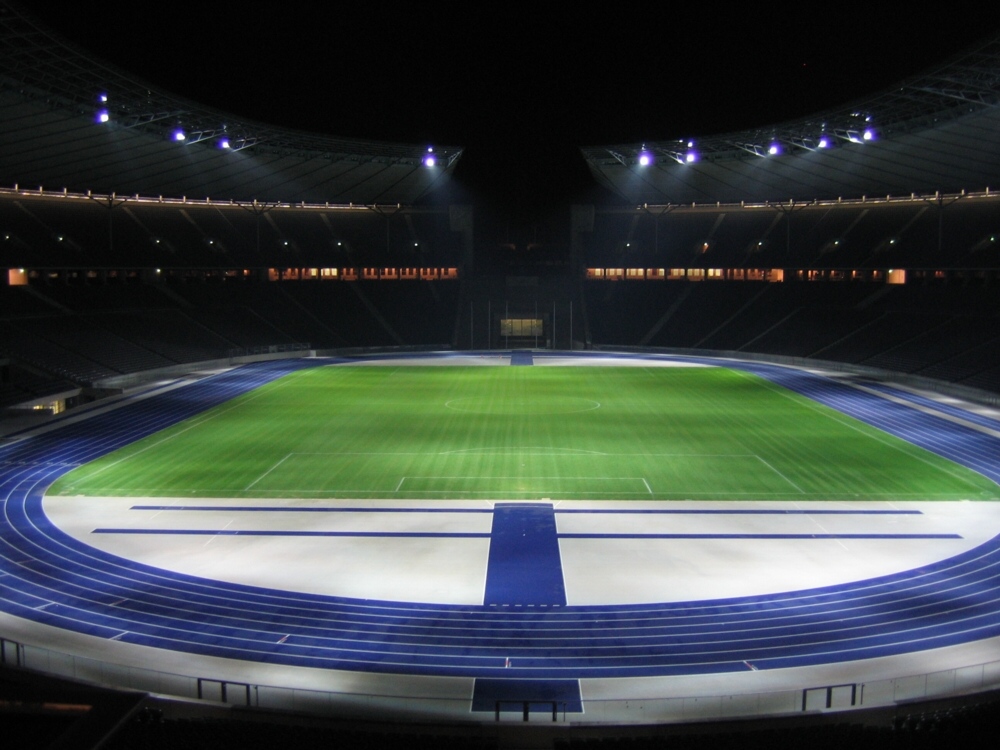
[3,634,999,726]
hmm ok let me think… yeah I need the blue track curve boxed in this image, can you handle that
[2,355,1000,679]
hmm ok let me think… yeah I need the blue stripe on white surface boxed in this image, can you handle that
[559,533,961,540]
[93,529,491,538]
[92,529,957,541]
[130,505,493,513]
[132,505,921,516]
[483,504,566,606]
[555,509,922,516]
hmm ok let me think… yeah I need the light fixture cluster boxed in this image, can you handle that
[636,141,700,167]
[95,93,109,123]
[634,114,879,168]
[93,93,440,168]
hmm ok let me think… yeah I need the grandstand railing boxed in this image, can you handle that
[225,343,312,359]
[2,634,999,725]
[4,183,997,213]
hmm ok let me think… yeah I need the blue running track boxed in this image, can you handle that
[2,355,1000,682]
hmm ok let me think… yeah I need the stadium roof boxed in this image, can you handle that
[0,2,463,205]
[583,33,1000,205]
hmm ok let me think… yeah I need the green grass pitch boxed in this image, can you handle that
[50,366,1000,501]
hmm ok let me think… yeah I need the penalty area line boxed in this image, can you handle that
[754,455,806,494]
[245,454,294,491]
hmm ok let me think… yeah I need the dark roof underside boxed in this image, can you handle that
[0,3,462,204]
[583,34,1000,204]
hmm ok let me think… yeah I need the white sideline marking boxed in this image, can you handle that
[754,455,806,494]
[395,476,652,493]
[245,454,293,491]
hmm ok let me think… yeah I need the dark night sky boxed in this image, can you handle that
[21,5,1000,228]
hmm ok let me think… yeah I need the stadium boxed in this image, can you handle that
[2,4,1000,748]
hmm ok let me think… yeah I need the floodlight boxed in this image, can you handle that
[172,129,186,142]
[638,149,653,166]
[96,109,109,123]
[685,150,698,163]
[423,146,436,167]
[218,138,231,149]
[768,142,781,155]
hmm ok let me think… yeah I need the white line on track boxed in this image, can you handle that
[734,369,987,489]
[846,382,1000,440]
[803,514,850,551]
[204,520,233,546]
